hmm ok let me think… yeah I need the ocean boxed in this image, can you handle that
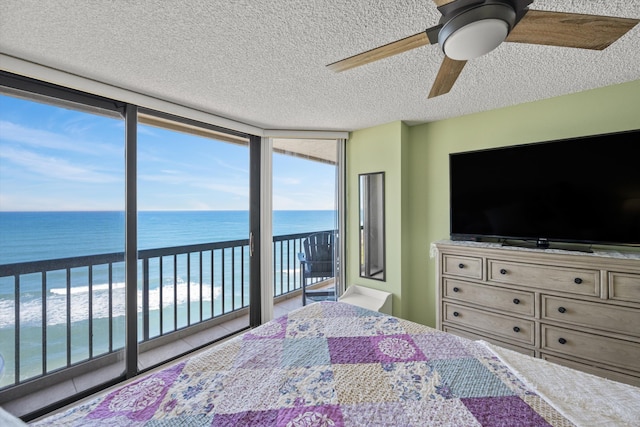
[0,210,335,383]
[0,210,336,264]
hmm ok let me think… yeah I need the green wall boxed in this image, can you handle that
[347,79,640,327]
[346,121,411,318]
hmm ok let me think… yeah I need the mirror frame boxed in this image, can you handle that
[359,172,385,281]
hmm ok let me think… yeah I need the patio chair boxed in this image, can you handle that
[298,231,336,305]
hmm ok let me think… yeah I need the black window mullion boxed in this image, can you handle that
[249,135,262,327]
[0,70,125,116]
[124,104,138,379]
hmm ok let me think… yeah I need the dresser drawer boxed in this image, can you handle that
[488,260,599,297]
[541,325,640,373]
[443,254,483,279]
[542,295,640,336]
[609,272,640,304]
[444,279,534,317]
[443,303,534,345]
[444,326,535,357]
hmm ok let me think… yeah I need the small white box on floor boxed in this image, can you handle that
[338,285,392,315]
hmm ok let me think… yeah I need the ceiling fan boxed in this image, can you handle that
[327,0,639,98]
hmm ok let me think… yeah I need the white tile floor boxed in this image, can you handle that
[3,294,307,421]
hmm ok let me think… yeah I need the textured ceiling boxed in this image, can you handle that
[1,0,639,132]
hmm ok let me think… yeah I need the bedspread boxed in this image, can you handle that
[32,302,575,426]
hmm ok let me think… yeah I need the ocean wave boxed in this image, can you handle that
[0,280,225,328]
[49,282,126,295]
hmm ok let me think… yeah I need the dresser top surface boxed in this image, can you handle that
[431,240,640,262]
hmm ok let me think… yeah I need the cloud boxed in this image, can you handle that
[0,146,120,183]
[0,120,119,155]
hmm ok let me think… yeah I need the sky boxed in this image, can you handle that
[0,94,337,211]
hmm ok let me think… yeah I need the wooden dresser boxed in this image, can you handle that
[434,240,640,387]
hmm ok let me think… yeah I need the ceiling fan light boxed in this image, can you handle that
[438,3,517,61]
[443,19,510,60]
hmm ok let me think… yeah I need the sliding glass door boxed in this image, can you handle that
[271,138,342,316]
[135,112,252,367]
[0,82,127,405]
[0,74,261,419]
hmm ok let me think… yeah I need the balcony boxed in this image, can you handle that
[0,230,335,419]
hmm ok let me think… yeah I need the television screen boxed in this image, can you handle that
[449,130,640,247]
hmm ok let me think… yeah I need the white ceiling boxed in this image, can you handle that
[1,0,639,132]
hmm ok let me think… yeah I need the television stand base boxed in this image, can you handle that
[500,239,593,254]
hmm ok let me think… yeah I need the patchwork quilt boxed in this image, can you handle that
[33,302,575,426]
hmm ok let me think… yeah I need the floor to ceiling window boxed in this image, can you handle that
[135,112,252,366]
[271,138,342,315]
[0,74,261,419]
[0,84,127,401]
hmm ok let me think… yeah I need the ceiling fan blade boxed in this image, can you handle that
[428,56,467,98]
[506,10,640,50]
[327,31,431,72]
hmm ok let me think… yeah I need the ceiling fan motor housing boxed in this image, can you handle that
[439,1,518,60]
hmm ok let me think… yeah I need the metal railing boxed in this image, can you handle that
[0,230,333,391]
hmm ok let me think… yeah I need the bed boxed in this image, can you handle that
[27,301,640,426]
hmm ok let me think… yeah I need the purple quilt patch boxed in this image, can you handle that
[87,362,185,422]
[212,409,279,426]
[462,395,552,427]
[328,336,379,364]
[328,335,427,364]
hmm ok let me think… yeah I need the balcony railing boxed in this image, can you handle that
[0,230,333,392]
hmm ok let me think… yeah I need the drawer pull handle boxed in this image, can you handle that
[513,326,520,333]
[453,287,460,292]
[574,278,583,284]
[558,338,567,345]
[500,268,507,275]
[458,263,465,269]
[513,298,520,305]
[558,306,566,313]
[453,311,460,317]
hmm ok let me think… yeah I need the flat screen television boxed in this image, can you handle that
[449,129,640,250]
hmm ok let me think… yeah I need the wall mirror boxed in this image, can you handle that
[359,172,385,281]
